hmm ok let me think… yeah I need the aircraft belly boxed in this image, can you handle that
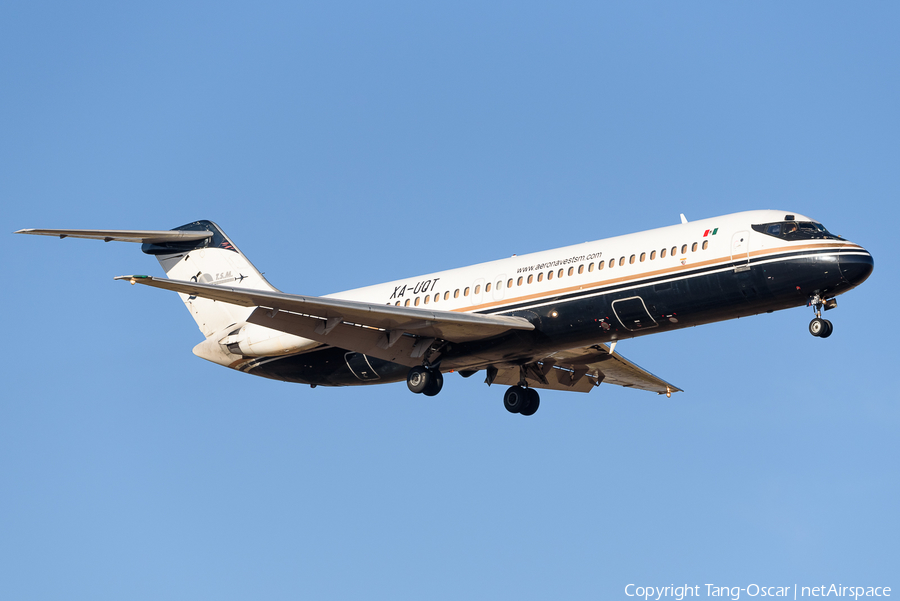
[246,347,409,386]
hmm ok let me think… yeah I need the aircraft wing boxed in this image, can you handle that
[489,343,681,395]
[115,275,533,353]
[16,228,212,244]
[115,275,678,393]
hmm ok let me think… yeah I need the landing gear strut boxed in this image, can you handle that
[808,294,835,339]
[407,366,443,396]
[503,385,540,416]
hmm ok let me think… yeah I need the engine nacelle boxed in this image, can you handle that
[222,322,318,357]
[192,322,319,367]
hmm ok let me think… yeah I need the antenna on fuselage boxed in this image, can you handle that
[680,213,688,224]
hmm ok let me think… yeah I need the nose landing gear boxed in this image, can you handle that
[808,294,835,338]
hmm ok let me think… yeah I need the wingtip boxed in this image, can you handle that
[114,275,152,284]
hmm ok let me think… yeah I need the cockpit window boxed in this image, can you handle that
[752,221,843,241]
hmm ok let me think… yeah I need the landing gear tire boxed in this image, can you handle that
[407,366,443,395]
[423,370,443,396]
[503,386,539,416]
[503,386,529,414]
[407,366,432,394]
[519,388,540,416]
[809,317,831,338]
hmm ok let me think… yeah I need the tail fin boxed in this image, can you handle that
[142,220,277,337]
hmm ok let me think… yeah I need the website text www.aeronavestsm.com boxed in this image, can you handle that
[624,583,891,600]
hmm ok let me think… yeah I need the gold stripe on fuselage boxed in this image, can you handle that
[450,242,864,314]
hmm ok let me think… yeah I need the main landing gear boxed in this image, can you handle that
[503,385,540,416]
[808,294,837,339]
[406,365,443,396]
[407,365,542,416]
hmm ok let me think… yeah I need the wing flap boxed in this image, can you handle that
[550,343,682,394]
[489,343,680,395]
[245,308,424,367]
[490,365,597,393]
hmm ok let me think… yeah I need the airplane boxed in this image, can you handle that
[16,209,873,416]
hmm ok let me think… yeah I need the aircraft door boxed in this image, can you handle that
[612,296,659,331]
[345,352,380,381]
[731,231,750,271]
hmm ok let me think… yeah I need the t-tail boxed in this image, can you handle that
[141,220,278,337]
[16,221,319,367]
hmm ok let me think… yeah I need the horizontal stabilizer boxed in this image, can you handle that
[15,228,212,244]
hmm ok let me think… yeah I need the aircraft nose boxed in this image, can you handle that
[839,247,874,288]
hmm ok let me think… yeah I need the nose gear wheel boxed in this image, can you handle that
[808,294,835,338]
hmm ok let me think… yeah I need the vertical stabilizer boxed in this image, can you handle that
[142,220,277,337]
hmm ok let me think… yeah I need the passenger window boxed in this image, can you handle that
[454,289,459,298]
[661,248,667,258]
[538,272,543,282]
[485,282,491,293]
[640,252,646,262]
[415,297,421,306]
[692,242,698,252]
[395,301,400,306]
[671,246,677,256]
[609,259,615,269]
[702,240,708,250]
[424,295,429,304]
[548,271,554,280]
[405,299,411,306]
[517,276,523,286]
[629,254,635,264]
[599,261,605,270]
[619,257,625,267]
[464,287,470,296]
[681,244,687,254]
[508,278,513,288]
[558,268,564,278]
[650,250,656,260]
[444,291,449,301]
[527,274,533,284]
[588,263,594,272]
[475,285,481,294]
[568,267,574,276]
[434,293,440,302]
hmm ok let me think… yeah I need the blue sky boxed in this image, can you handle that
[2,2,898,599]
